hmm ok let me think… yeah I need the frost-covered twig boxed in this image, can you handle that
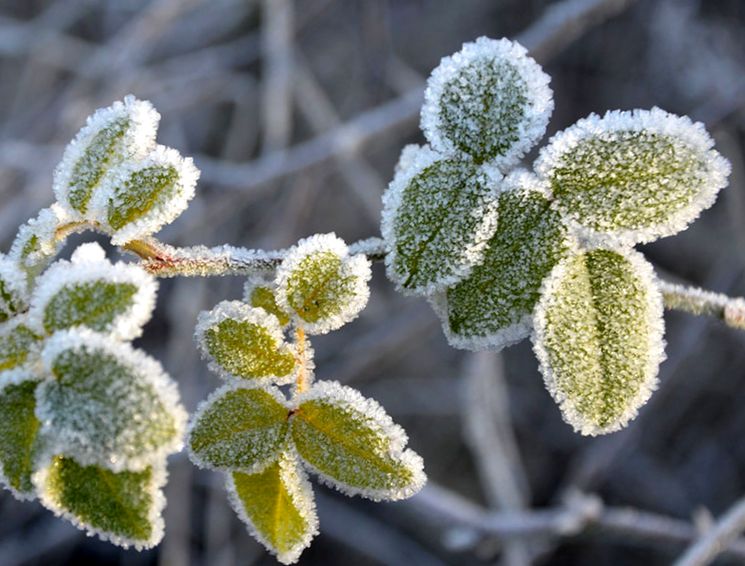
[675,497,745,566]
[659,281,745,330]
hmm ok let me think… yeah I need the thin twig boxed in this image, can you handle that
[675,497,745,566]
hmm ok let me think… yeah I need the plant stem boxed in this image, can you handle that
[294,326,309,393]
[659,281,745,330]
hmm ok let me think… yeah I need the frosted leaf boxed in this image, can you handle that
[244,276,291,327]
[195,301,296,384]
[53,96,159,217]
[290,380,426,501]
[532,246,665,435]
[9,205,71,275]
[422,36,553,169]
[227,449,318,565]
[37,329,187,471]
[0,320,41,372]
[34,454,167,550]
[432,172,574,350]
[394,143,428,174]
[381,146,501,295]
[28,243,157,340]
[275,234,371,335]
[0,370,42,498]
[188,384,290,473]
[0,255,30,323]
[535,107,731,244]
[89,145,200,245]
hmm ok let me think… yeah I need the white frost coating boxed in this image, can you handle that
[9,205,72,269]
[347,237,386,259]
[421,36,553,170]
[37,329,187,472]
[531,245,667,436]
[275,233,372,335]
[32,454,168,550]
[0,255,30,318]
[194,300,296,384]
[186,382,290,474]
[293,380,426,502]
[394,143,429,175]
[89,144,200,245]
[225,448,319,565]
[27,243,157,340]
[381,145,502,295]
[242,273,274,303]
[53,95,160,218]
[534,107,731,244]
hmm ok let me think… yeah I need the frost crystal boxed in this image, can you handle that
[0,320,41,372]
[9,205,71,274]
[27,243,157,341]
[244,275,291,327]
[0,255,30,322]
[532,245,666,435]
[433,171,574,350]
[53,96,159,218]
[422,36,553,169]
[381,145,501,295]
[535,107,731,244]
[38,329,187,471]
[195,301,296,383]
[90,145,200,245]
[275,234,371,335]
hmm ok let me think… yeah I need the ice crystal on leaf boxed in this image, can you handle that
[276,234,371,335]
[0,255,30,322]
[9,205,71,276]
[244,276,292,327]
[422,36,553,169]
[535,107,731,244]
[381,145,501,295]
[532,246,666,435]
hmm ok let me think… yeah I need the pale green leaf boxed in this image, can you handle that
[0,373,42,497]
[535,108,731,243]
[421,37,553,168]
[188,385,289,472]
[196,301,296,383]
[381,147,500,295]
[0,323,41,372]
[248,285,291,327]
[35,455,165,549]
[290,381,425,501]
[434,172,573,350]
[0,256,29,323]
[228,450,318,565]
[276,234,371,334]
[38,330,186,471]
[532,247,665,435]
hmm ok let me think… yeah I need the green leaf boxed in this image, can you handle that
[188,385,289,472]
[381,148,500,295]
[435,173,573,350]
[0,323,41,372]
[9,207,65,277]
[38,330,186,470]
[0,374,41,497]
[421,37,552,167]
[228,451,318,564]
[532,247,665,435]
[535,108,731,243]
[36,455,164,549]
[53,96,158,216]
[247,283,291,327]
[29,243,156,340]
[290,381,425,501]
[276,234,371,334]
[0,257,29,323]
[196,301,296,383]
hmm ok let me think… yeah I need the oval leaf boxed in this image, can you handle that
[0,322,41,372]
[535,108,731,243]
[276,234,371,335]
[188,384,289,472]
[9,205,70,276]
[532,247,665,435]
[290,381,426,501]
[0,256,29,323]
[245,278,291,327]
[38,330,187,471]
[227,450,318,565]
[196,301,296,383]
[0,372,42,498]
[35,455,166,549]
[421,36,553,168]
[28,243,156,340]
[53,96,159,217]
[381,147,501,295]
[433,172,573,350]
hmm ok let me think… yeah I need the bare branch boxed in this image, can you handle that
[675,497,745,566]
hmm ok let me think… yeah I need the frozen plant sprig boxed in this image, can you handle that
[381,36,732,435]
[187,233,424,564]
